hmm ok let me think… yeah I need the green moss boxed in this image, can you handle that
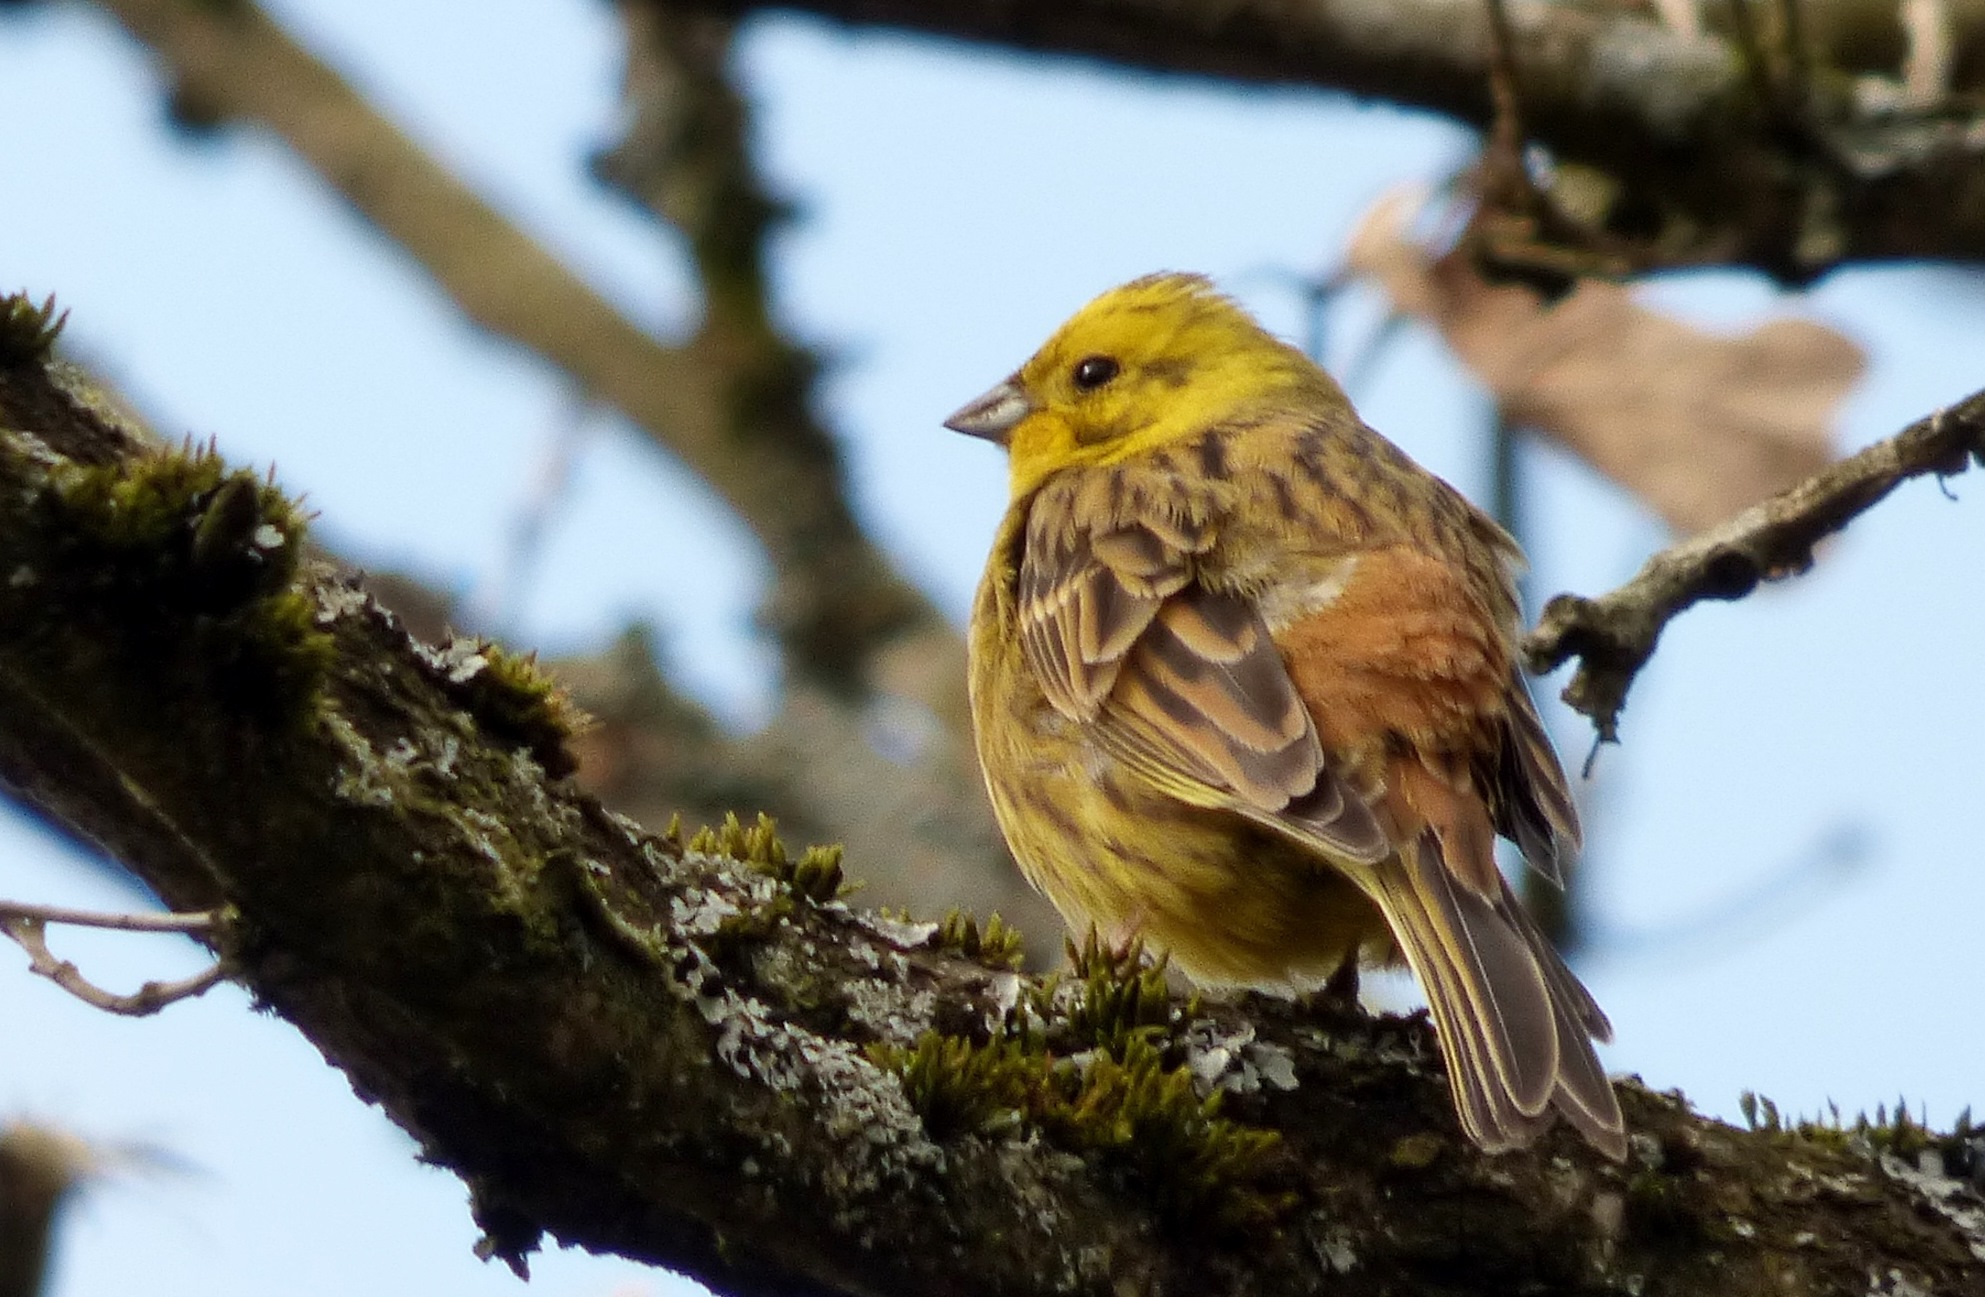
[1053,1035,1287,1230]
[449,642,586,779]
[1785,1095,1974,1166]
[0,292,67,364]
[715,891,798,942]
[1737,1089,1782,1133]
[874,1024,1284,1231]
[788,844,845,904]
[1388,1132,1444,1169]
[680,813,850,903]
[1041,931,1180,1056]
[867,1032,1041,1139]
[23,443,330,726]
[935,908,1025,970]
[872,932,1282,1231]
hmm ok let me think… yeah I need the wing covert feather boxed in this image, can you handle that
[1016,477,1387,864]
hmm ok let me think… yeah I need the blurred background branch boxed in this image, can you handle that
[654,0,1985,279]
[85,0,1060,949]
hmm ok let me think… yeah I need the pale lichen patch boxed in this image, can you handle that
[670,888,740,938]
[438,639,490,684]
[859,911,940,950]
[842,975,934,1049]
[314,581,370,624]
[1311,1226,1358,1274]
[1177,1019,1297,1097]
[1878,1151,1985,1262]
[324,712,395,807]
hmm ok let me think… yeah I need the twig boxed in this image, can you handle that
[1470,0,1639,282]
[478,394,598,635]
[0,902,227,1016]
[0,900,219,933]
[1523,386,1985,742]
[1900,0,1953,108]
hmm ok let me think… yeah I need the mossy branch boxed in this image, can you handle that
[79,0,1049,949]
[3,308,1983,1295]
[1523,385,1985,743]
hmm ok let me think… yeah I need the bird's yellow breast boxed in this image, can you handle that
[966,475,1396,990]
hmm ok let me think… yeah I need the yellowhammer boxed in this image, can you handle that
[949,271,1626,1159]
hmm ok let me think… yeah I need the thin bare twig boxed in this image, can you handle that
[0,903,227,1016]
[0,900,219,933]
[1523,386,1985,742]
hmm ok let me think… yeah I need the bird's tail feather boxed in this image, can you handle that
[1364,834,1626,1159]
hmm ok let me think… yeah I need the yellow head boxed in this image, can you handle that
[945,272,1336,498]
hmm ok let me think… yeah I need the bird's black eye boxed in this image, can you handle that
[1072,355,1120,391]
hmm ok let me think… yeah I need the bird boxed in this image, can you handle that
[947,271,1626,1159]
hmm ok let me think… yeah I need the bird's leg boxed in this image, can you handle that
[1319,948,1361,1008]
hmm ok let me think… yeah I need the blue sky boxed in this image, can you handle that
[3,3,1982,1295]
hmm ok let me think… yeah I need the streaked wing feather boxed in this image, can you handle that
[1016,485,1386,865]
[1102,590,1387,861]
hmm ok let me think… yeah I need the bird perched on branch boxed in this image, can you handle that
[949,272,1625,1159]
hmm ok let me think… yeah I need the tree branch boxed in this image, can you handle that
[1523,385,1985,742]
[580,2,1056,944]
[5,308,1983,1295]
[89,0,940,690]
[72,0,1051,948]
[651,0,1985,280]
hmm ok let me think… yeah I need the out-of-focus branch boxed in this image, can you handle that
[590,2,926,684]
[1523,385,1985,742]
[89,0,937,691]
[585,2,1059,948]
[655,0,1985,280]
[79,0,1055,943]
[4,326,1982,1297]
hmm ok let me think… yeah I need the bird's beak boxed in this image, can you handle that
[943,377,1031,446]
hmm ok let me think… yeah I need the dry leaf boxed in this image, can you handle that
[1344,189,1866,534]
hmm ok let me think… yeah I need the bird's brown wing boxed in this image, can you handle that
[1275,542,1625,1157]
[1016,476,1388,864]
